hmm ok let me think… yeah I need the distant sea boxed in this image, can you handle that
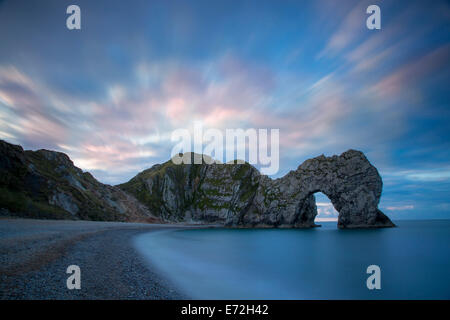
[134,220,450,299]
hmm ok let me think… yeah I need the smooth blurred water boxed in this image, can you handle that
[134,220,450,299]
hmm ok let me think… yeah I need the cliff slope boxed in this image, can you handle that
[0,140,157,222]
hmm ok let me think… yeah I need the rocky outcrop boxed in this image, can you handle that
[245,150,395,228]
[0,140,158,222]
[0,139,394,228]
[120,151,395,229]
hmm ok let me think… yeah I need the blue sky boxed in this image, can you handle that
[0,0,449,220]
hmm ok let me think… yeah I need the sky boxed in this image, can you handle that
[0,0,449,220]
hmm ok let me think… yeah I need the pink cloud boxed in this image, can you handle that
[166,98,188,125]
[371,44,450,97]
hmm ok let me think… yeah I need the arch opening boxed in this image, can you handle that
[313,192,339,227]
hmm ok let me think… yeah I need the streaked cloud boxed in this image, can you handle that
[0,0,449,218]
[385,205,414,211]
[318,0,372,58]
[385,169,450,182]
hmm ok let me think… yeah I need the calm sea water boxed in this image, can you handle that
[134,220,450,299]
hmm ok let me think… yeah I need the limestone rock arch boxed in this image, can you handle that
[121,149,395,229]
[241,150,395,228]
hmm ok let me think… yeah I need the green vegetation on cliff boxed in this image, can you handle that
[0,140,154,222]
[118,154,260,222]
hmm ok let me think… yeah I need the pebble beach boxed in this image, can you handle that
[0,218,189,299]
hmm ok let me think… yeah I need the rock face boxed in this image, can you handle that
[0,139,394,228]
[120,151,395,229]
[0,140,157,222]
